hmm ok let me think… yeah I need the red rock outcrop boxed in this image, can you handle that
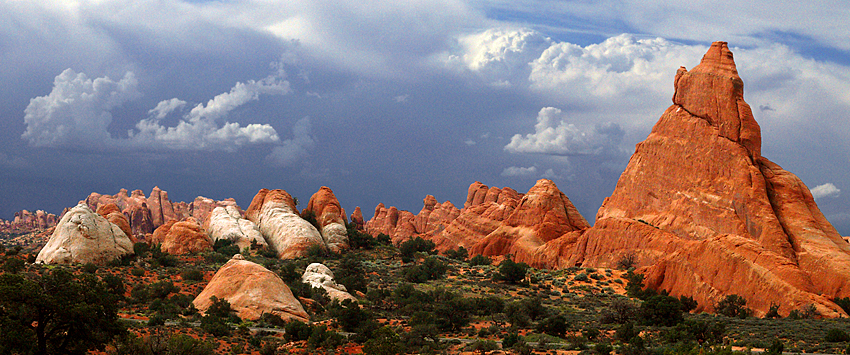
[350,207,365,231]
[194,254,308,322]
[562,42,850,317]
[190,196,239,223]
[363,179,588,261]
[147,186,179,227]
[246,188,326,259]
[151,217,212,255]
[304,186,349,253]
[96,203,135,243]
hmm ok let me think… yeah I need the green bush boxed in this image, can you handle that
[398,237,436,263]
[444,246,469,261]
[826,328,850,342]
[180,269,203,281]
[715,294,751,318]
[82,263,99,274]
[574,273,589,282]
[130,268,145,277]
[335,253,368,293]
[493,257,529,284]
[213,239,239,257]
[403,256,447,283]
[468,254,492,266]
[639,294,683,326]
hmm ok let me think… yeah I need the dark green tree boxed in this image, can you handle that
[638,294,683,326]
[398,237,436,263]
[335,253,368,293]
[494,257,529,284]
[715,294,751,318]
[0,268,125,354]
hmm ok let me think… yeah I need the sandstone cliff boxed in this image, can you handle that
[205,205,266,251]
[150,218,212,255]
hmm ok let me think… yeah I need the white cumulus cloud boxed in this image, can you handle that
[811,183,841,199]
[23,69,289,152]
[265,117,316,167]
[22,69,141,148]
[505,107,625,156]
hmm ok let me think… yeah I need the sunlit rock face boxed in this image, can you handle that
[245,188,325,259]
[570,42,850,318]
[302,263,357,302]
[304,186,350,253]
[151,218,212,255]
[205,205,266,251]
[194,254,309,322]
[36,203,134,265]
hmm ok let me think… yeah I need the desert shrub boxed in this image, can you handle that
[200,314,230,337]
[1,257,25,274]
[574,273,589,282]
[826,328,850,342]
[536,314,569,338]
[130,268,145,277]
[801,303,819,319]
[180,269,203,281]
[715,294,751,318]
[82,262,99,274]
[100,274,125,297]
[764,303,781,319]
[444,246,469,261]
[335,253,368,293]
[625,271,656,300]
[300,210,322,234]
[639,294,684,326]
[600,297,637,324]
[148,280,180,299]
[278,260,302,284]
[679,295,698,313]
[284,321,312,342]
[212,239,239,257]
[403,256,447,283]
[663,319,726,345]
[399,237,436,263]
[347,224,377,250]
[616,322,638,342]
[468,254,492,266]
[617,253,637,270]
[328,299,379,341]
[133,242,150,257]
[376,233,392,245]
[765,339,784,355]
[494,257,529,285]
[363,326,401,355]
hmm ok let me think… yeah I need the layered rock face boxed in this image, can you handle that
[302,263,357,302]
[194,254,308,322]
[569,42,850,317]
[151,218,212,255]
[36,203,134,265]
[205,205,266,251]
[304,187,350,253]
[246,189,326,259]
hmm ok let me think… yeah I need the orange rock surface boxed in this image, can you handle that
[304,186,350,252]
[566,42,850,317]
[96,203,135,243]
[350,207,365,230]
[150,217,212,255]
[194,254,308,322]
[246,188,327,259]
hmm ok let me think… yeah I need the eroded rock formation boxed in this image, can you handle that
[194,254,308,322]
[246,189,326,259]
[564,42,850,317]
[304,187,350,253]
[205,205,266,251]
[0,209,58,233]
[36,203,134,265]
[151,218,212,255]
[301,263,357,302]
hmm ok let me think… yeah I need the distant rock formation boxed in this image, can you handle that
[304,187,350,253]
[147,186,179,228]
[151,218,212,255]
[301,263,357,302]
[35,203,134,265]
[0,209,58,233]
[364,179,588,262]
[205,205,266,251]
[190,196,239,224]
[246,188,326,259]
[194,254,308,322]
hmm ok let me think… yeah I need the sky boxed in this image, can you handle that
[1,1,849,235]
